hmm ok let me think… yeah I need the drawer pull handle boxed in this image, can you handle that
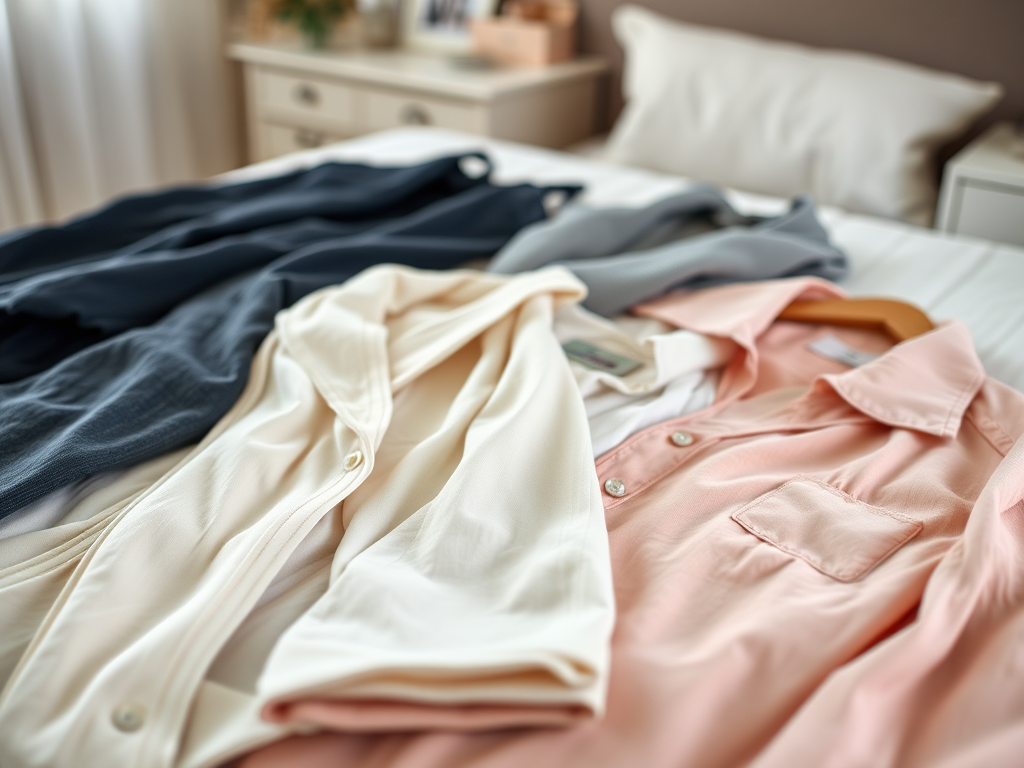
[400,104,432,126]
[294,128,325,148]
[293,83,320,106]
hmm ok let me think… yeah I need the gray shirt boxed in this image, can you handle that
[489,185,847,316]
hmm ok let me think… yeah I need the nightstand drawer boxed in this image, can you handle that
[363,89,479,133]
[263,123,347,158]
[955,182,1024,248]
[260,69,357,126]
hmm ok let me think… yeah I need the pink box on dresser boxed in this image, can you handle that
[470,17,575,67]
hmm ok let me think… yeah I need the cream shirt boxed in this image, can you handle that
[0,265,614,768]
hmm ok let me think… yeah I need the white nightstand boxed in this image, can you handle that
[228,43,608,163]
[936,122,1024,248]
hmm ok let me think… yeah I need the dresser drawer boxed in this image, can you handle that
[263,123,347,159]
[260,69,357,127]
[363,89,479,133]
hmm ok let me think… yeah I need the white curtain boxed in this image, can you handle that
[0,0,42,230]
[0,0,240,231]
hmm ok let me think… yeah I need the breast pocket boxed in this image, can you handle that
[731,477,922,582]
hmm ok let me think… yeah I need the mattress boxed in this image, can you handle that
[224,127,1024,393]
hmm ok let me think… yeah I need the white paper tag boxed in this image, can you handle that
[808,335,880,368]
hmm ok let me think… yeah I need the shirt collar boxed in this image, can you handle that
[554,304,737,396]
[634,278,986,439]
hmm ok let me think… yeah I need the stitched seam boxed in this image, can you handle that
[0,544,90,587]
[942,368,987,438]
[832,379,938,435]
[964,409,1015,458]
[732,478,923,582]
[792,476,920,527]
[734,513,921,582]
[733,515,860,581]
[0,530,97,583]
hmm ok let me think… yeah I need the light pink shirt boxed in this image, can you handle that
[239,277,1024,768]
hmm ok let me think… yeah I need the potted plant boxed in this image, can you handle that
[275,0,347,49]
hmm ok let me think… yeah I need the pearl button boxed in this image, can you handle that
[111,703,146,732]
[343,450,363,471]
[604,478,627,497]
[670,431,694,447]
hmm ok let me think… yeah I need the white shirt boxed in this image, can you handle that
[0,266,614,768]
[554,304,737,456]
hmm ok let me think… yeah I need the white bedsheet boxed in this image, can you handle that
[224,127,1024,392]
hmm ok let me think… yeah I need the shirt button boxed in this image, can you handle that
[670,431,694,447]
[343,450,363,471]
[111,703,146,732]
[604,478,627,497]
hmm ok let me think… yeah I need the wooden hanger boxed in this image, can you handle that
[778,297,934,343]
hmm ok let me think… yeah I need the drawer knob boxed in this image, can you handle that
[293,83,320,106]
[294,128,325,148]
[400,104,432,126]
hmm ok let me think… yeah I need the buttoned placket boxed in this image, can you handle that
[120,298,398,768]
[126,442,375,768]
[24,431,380,768]
[599,278,988,511]
[597,405,879,507]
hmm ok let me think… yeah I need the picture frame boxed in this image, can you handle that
[403,0,498,53]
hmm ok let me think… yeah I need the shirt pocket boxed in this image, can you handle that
[731,477,923,583]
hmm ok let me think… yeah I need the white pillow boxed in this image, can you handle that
[604,5,1003,225]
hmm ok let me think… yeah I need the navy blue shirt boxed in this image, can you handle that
[0,154,571,518]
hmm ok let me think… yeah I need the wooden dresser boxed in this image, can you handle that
[229,43,608,162]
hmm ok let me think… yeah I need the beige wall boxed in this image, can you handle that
[579,0,1024,143]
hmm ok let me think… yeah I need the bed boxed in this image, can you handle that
[224,125,1024,393]
[4,10,1024,765]
[3,71,1024,768]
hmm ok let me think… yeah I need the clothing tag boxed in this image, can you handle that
[562,340,643,376]
[808,335,880,368]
